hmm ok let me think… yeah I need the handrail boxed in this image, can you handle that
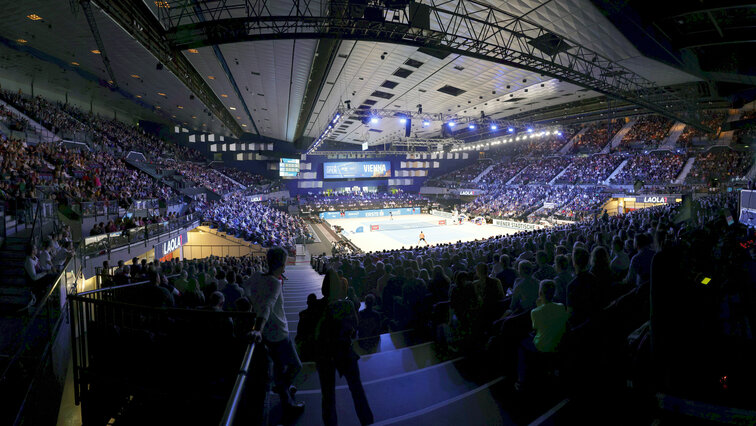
[0,254,75,382]
[219,342,256,426]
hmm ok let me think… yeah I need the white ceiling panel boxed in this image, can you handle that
[218,39,316,141]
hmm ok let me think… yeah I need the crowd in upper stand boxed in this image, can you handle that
[202,194,312,254]
[569,121,622,154]
[554,154,623,185]
[618,115,672,150]
[299,190,428,212]
[153,157,243,195]
[0,134,174,205]
[435,160,492,184]
[686,149,752,184]
[210,164,273,192]
[312,192,751,399]
[0,90,88,136]
[677,111,727,147]
[511,157,572,184]
[609,152,685,185]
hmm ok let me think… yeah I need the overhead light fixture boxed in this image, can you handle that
[91,49,101,54]
[27,14,43,21]
[370,117,379,124]
[208,76,215,80]
[188,49,199,54]
[229,107,236,110]
[154,1,170,8]
[130,74,140,78]
[177,105,183,109]
[448,121,455,128]
[157,92,166,96]
[399,118,407,124]
[71,62,79,66]
[490,124,498,130]
[136,95,142,98]
[16,39,27,44]
[220,94,228,98]
[423,120,430,127]
[468,124,475,129]
[508,127,514,133]
[527,128,533,133]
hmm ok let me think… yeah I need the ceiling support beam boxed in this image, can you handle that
[79,0,118,88]
[92,0,244,136]
[157,0,709,133]
[294,39,341,145]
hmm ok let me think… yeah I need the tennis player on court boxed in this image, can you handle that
[418,231,429,246]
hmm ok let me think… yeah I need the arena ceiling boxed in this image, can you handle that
[0,0,703,144]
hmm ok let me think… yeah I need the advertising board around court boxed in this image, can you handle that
[319,207,422,220]
[323,161,391,179]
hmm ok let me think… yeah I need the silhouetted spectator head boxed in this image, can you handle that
[539,280,557,303]
[266,246,288,275]
[235,296,251,312]
[306,293,318,307]
[210,291,225,309]
[590,246,610,270]
[365,293,376,310]
[555,254,569,273]
[518,260,534,277]
[635,233,652,250]
[572,247,590,272]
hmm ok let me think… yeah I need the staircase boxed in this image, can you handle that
[0,99,59,143]
[601,119,636,154]
[660,122,686,149]
[603,159,629,185]
[558,127,587,154]
[271,263,513,425]
[549,163,573,185]
[471,163,495,184]
[674,157,696,184]
[0,234,34,312]
[506,165,529,185]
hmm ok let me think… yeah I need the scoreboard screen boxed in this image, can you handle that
[279,158,300,177]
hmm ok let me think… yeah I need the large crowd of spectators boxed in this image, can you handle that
[0,134,174,205]
[202,194,312,253]
[686,149,752,184]
[299,190,428,213]
[0,90,88,137]
[312,192,752,403]
[618,115,672,150]
[609,152,685,185]
[677,111,726,147]
[570,121,622,154]
[555,154,624,185]
[436,160,492,184]
[511,157,572,184]
[154,158,242,195]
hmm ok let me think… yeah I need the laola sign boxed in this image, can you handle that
[155,231,188,258]
[163,235,183,254]
[636,196,669,204]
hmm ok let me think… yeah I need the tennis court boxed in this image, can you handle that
[323,213,520,252]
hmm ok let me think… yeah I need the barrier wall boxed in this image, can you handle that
[492,219,545,231]
[319,207,423,220]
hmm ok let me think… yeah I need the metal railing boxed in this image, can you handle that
[80,214,197,258]
[69,283,257,425]
[0,255,80,425]
[219,342,256,426]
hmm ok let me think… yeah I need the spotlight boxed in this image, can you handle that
[557,131,562,136]
[422,120,430,127]
[332,114,340,123]
[508,127,514,133]
[399,118,407,124]
[527,128,533,133]
[468,123,475,129]
[448,121,455,128]
[491,124,498,130]
[370,117,379,124]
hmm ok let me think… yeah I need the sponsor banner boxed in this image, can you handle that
[635,196,670,204]
[324,161,391,179]
[355,226,364,233]
[154,231,188,259]
[492,219,544,230]
[319,207,422,220]
[430,210,453,218]
[370,225,379,231]
[454,189,485,196]
[438,220,446,225]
